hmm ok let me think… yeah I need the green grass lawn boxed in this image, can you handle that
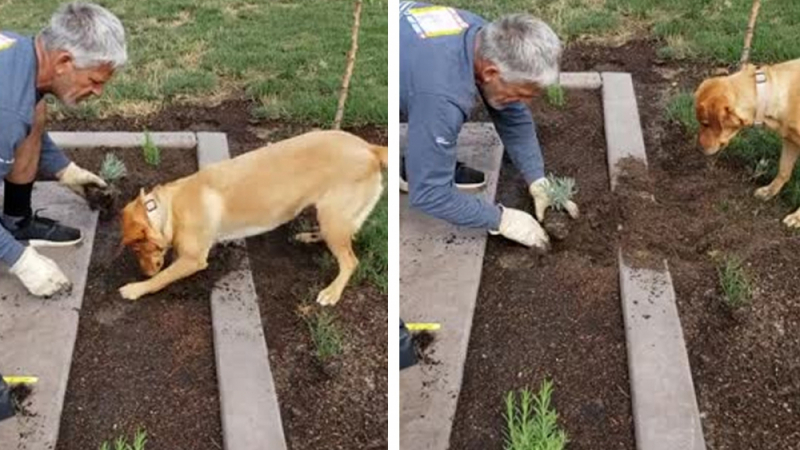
[1,0,387,126]
[437,0,800,64]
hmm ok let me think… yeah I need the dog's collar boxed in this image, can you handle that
[754,68,770,127]
[142,193,164,232]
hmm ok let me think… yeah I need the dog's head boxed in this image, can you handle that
[120,189,168,277]
[694,70,752,155]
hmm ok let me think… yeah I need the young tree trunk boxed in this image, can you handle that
[739,0,762,68]
[333,0,363,130]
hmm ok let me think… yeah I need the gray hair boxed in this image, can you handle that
[39,2,127,70]
[478,14,562,86]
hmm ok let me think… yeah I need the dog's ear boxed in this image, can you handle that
[722,103,746,127]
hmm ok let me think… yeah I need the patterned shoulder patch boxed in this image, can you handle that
[404,6,468,39]
[0,33,17,51]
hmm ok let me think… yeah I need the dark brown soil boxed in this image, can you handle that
[11,384,34,417]
[50,99,388,450]
[543,210,573,241]
[451,90,634,449]
[565,39,800,450]
[56,147,227,450]
[412,331,439,366]
[240,131,388,450]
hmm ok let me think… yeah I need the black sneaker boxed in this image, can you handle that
[454,161,487,190]
[400,157,487,192]
[4,210,82,247]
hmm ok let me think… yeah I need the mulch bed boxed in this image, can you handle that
[451,89,634,450]
[57,146,225,450]
[51,102,388,450]
[563,38,800,450]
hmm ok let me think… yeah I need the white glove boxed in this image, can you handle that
[57,162,108,196]
[528,177,579,222]
[9,247,71,297]
[489,206,550,250]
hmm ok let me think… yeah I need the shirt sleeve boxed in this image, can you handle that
[40,132,70,176]
[0,110,28,266]
[405,93,502,230]
[488,101,545,184]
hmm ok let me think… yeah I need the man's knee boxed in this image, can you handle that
[409,184,448,215]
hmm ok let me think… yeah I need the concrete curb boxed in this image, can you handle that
[618,253,706,450]
[49,131,197,149]
[399,123,504,450]
[559,71,602,89]
[601,73,706,450]
[601,73,649,190]
[197,133,288,450]
[0,183,98,450]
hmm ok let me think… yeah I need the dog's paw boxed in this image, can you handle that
[316,287,341,306]
[754,185,778,201]
[783,211,800,228]
[294,232,322,244]
[119,282,146,301]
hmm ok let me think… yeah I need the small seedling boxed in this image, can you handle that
[545,84,566,108]
[86,152,126,221]
[142,132,161,167]
[99,152,128,182]
[306,310,343,362]
[99,429,147,450]
[503,379,568,450]
[545,174,577,212]
[541,174,578,241]
[717,256,753,309]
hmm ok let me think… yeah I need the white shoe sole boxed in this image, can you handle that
[27,235,83,248]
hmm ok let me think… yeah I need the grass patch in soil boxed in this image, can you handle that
[716,255,753,309]
[56,146,225,450]
[451,89,633,450]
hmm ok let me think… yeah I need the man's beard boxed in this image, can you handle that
[478,84,508,111]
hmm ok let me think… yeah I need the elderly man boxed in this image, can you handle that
[400,2,578,250]
[0,2,126,297]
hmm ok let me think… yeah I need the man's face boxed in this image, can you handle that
[477,65,540,110]
[50,52,115,106]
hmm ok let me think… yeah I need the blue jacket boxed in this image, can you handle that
[0,31,71,266]
[400,2,545,229]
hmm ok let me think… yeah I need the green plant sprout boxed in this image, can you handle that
[504,379,568,450]
[306,310,343,362]
[545,174,577,212]
[546,84,566,108]
[99,152,127,182]
[99,428,147,450]
[718,256,753,309]
[142,131,161,167]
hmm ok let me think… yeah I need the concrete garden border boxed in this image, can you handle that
[0,131,287,450]
[400,72,706,450]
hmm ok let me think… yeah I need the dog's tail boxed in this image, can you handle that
[368,145,388,169]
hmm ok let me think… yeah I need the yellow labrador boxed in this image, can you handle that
[695,60,800,227]
[119,130,387,305]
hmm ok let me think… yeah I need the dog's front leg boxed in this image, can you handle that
[755,140,800,201]
[119,256,208,300]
